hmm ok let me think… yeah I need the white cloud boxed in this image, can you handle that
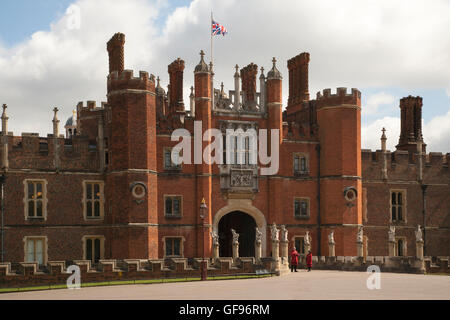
[362,117,400,151]
[362,112,450,153]
[363,92,396,115]
[423,111,450,153]
[0,0,448,152]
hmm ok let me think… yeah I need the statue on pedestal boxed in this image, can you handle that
[280,225,288,242]
[415,225,423,242]
[305,231,311,246]
[255,227,262,244]
[388,226,396,242]
[270,223,279,242]
[328,230,335,244]
[231,229,239,245]
[357,226,364,244]
[211,231,219,246]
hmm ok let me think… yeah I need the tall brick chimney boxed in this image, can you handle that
[287,52,310,115]
[240,63,258,103]
[396,96,426,153]
[107,33,125,74]
[168,58,185,112]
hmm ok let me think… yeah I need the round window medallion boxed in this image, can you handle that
[131,183,147,199]
[344,187,358,202]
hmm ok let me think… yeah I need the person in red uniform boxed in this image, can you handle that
[290,247,299,272]
[306,250,313,272]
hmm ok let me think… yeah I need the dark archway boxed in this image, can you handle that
[218,211,256,257]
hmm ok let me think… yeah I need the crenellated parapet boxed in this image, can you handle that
[316,87,361,108]
[362,148,450,182]
[107,70,155,94]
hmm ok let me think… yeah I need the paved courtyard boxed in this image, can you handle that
[1,270,449,300]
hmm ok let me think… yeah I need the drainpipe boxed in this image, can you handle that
[0,174,5,263]
[316,144,321,257]
[421,184,428,256]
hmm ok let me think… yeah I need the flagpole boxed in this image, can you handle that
[210,11,214,110]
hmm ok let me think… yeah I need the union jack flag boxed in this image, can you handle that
[212,20,228,36]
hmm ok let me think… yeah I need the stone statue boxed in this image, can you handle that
[255,227,262,244]
[357,226,364,243]
[280,225,288,242]
[388,226,396,242]
[231,229,239,245]
[304,231,311,246]
[415,225,423,242]
[211,231,219,246]
[328,230,335,244]
[270,223,279,241]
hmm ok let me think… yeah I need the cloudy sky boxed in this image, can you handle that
[0,0,449,152]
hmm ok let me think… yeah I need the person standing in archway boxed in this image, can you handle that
[290,247,299,272]
[306,250,313,272]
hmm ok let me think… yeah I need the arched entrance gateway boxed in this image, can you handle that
[218,211,256,257]
[213,201,267,258]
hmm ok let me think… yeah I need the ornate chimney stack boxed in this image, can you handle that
[287,52,310,115]
[168,58,185,112]
[240,63,258,105]
[107,33,125,74]
[396,96,426,153]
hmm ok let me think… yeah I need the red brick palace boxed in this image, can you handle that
[0,33,448,266]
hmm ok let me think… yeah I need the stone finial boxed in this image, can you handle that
[195,50,209,73]
[1,104,8,136]
[267,57,282,80]
[234,64,240,77]
[381,127,387,151]
[1,104,7,118]
[53,107,59,122]
[190,86,194,97]
[52,107,60,137]
[260,67,265,79]
[155,76,165,95]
